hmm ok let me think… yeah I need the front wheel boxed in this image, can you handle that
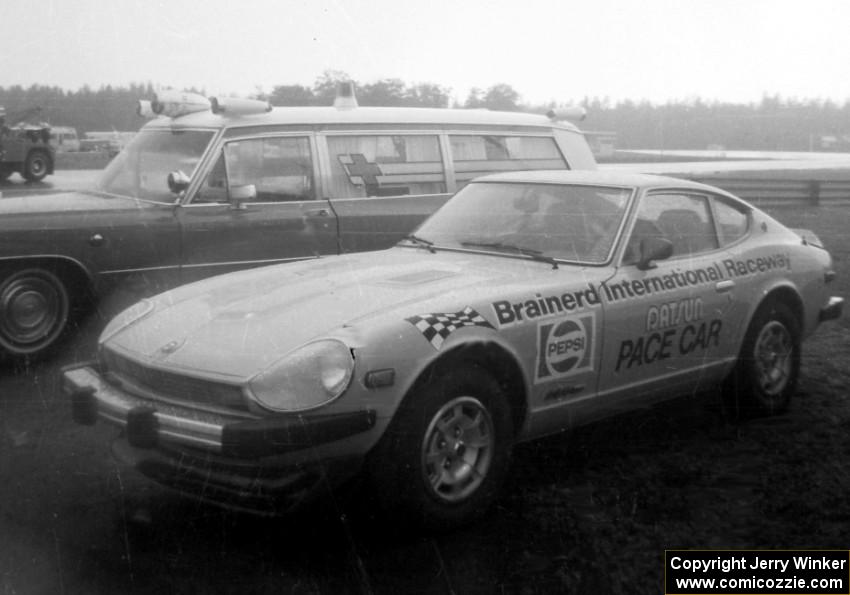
[367,364,513,531]
[22,150,50,182]
[0,267,71,361]
[723,299,800,417]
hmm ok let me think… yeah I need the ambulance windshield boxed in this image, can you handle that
[95,129,215,203]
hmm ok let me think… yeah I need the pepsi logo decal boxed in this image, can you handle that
[535,313,595,383]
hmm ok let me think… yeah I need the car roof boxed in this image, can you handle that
[142,105,582,132]
[473,169,723,192]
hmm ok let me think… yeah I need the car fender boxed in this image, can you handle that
[386,328,531,438]
[736,276,806,345]
[0,253,94,287]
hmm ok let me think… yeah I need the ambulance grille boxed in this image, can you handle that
[101,349,248,411]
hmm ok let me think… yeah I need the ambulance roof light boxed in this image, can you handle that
[137,100,157,119]
[210,96,273,116]
[136,90,275,120]
[547,106,587,122]
[333,81,358,110]
[150,90,211,118]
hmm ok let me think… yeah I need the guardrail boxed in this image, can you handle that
[683,177,850,207]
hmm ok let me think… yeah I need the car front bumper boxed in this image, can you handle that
[109,438,363,514]
[63,364,377,512]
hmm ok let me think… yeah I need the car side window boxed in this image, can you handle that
[450,135,567,190]
[326,134,445,199]
[623,193,718,264]
[195,136,315,204]
[712,197,749,246]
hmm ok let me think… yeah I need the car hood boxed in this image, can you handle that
[104,247,576,381]
[0,190,159,215]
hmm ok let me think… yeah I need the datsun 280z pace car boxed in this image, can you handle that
[0,88,594,363]
[64,170,843,529]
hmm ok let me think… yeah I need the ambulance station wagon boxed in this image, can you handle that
[0,89,595,362]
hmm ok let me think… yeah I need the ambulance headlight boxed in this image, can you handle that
[249,340,354,412]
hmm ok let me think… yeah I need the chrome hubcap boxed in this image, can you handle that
[422,396,494,503]
[0,273,66,350]
[754,320,793,396]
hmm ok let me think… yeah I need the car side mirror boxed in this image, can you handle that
[637,237,673,270]
[167,170,191,196]
[229,184,256,210]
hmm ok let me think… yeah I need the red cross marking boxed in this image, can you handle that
[341,153,383,186]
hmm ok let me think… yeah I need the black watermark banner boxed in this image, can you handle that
[665,550,850,594]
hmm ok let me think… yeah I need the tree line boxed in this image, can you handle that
[2,72,849,152]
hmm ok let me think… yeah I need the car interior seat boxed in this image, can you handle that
[656,209,716,256]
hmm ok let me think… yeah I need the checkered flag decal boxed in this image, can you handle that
[406,306,494,350]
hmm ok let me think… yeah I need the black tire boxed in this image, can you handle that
[366,363,514,532]
[0,267,71,361]
[723,299,800,418]
[22,150,50,182]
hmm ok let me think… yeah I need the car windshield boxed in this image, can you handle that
[95,129,215,202]
[413,181,632,264]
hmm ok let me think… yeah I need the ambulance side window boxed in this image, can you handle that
[326,134,446,199]
[450,135,567,190]
[194,152,229,203]
[195,136,315,204]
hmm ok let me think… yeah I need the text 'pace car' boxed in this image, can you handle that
[65,170,842,529]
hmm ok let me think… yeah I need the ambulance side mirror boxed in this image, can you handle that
[637,237,673,270]
[167,170,191,196]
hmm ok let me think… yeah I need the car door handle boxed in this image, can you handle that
[715,280,735,293]
[305,208,330,217]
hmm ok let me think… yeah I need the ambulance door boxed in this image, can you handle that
[177,134,339,283]
[596,191,739,409]
[319,132,452,253]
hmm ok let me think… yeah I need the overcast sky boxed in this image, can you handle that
[2,0,848,105]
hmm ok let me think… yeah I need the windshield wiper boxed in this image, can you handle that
[461,241,559,269]
[403,234,436,253]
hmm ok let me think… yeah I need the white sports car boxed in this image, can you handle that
[65,170,843,529]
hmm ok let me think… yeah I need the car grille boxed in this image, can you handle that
[101,349,248,412]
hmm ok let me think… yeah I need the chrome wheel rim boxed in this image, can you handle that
[0,271,68,353]
[421,396,494,503]
[754,320,793,396]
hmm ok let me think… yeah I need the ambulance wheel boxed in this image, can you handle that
[723,299,800,418]
[367,363,513,531]
[0,266,71,362]
[22,150,50,182]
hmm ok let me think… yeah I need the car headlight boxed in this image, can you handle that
[248,339,354,412]
[99,299,155,344]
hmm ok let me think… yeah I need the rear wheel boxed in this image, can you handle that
[0,267,71,361]
[367,364,513,531]
[723,299,800,417]
[22,150,50,182]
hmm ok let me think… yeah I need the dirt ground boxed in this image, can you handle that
[0,205,848,594]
